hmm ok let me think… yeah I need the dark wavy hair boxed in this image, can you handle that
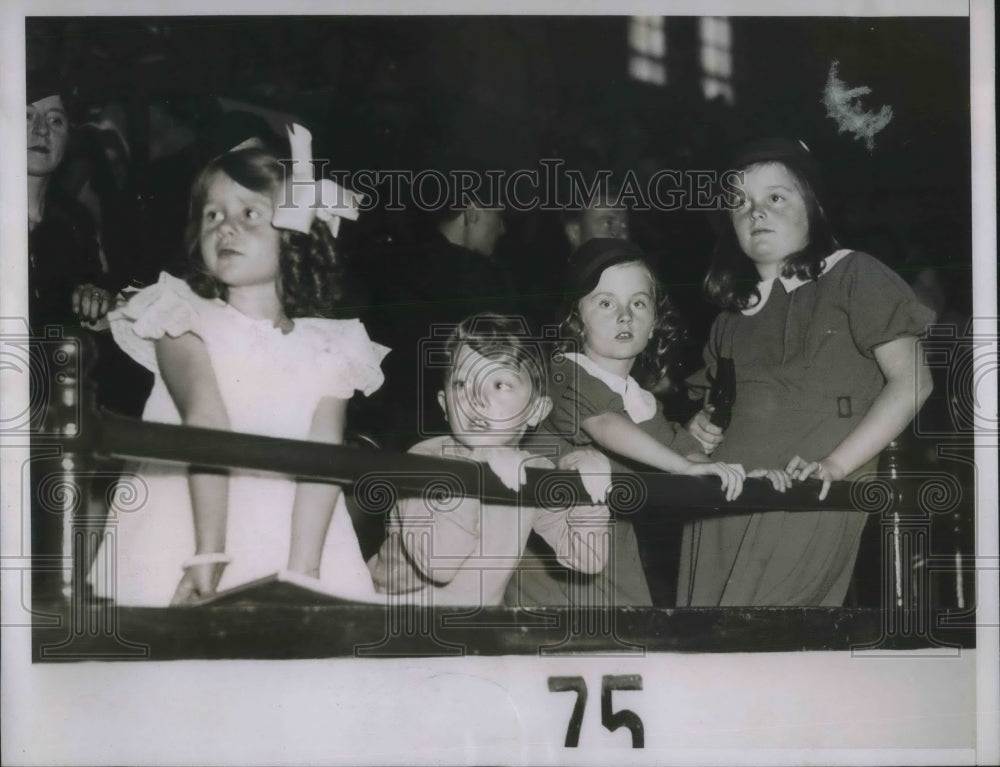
[558,259,688,388]
[704,159,839,312]
[184,147,346,318]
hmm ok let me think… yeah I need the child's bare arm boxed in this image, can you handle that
[583,412,747,500]
[157,333,230,431]
[157,336,230,555]
[788,335,933,500]
[287,396,348,577]
[583,411,695,473]
[156,334,231,602]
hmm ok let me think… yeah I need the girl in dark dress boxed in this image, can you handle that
[679,138,935,606]
[509,238,749,607]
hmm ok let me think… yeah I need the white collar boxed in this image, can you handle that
[742,249,853,316]
[564,352,657,423]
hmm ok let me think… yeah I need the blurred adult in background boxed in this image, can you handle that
[56,118,159,291]
[27,76,109,331]
[31,79,159,422]
[358,194,517,454]
[561,183,630,254]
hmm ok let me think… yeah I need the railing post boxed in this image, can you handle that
[29,328,84,606]
[853,439,960,653]
[36,328,147,659]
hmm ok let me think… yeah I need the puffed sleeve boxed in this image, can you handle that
[645,412,704,457]
[547,357,624,437]
[107,272,206,373]
[305,318,391,400]
[843,252,936,357]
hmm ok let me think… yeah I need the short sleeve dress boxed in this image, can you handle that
[508,352,704,608]
[89,273,390,605]
[677,251,935,606]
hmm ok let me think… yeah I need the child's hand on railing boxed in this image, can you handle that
[558,448,612,504]
[748,468,793,493]
[683,461,747,501]
[785,456,847,501]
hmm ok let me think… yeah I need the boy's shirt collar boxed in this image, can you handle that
[564,352,657,423]
[742,248,852,316]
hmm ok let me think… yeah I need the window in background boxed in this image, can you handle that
[700,16,734,104]
[628,16,667,86]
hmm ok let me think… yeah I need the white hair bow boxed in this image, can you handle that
[271,124,366,238]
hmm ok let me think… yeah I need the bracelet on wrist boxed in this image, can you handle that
[182,552,231,570]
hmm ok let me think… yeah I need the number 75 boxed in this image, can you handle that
[548,674,644,748]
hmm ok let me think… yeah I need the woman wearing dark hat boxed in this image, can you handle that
[27,76,111,328]
[679,138,935,606]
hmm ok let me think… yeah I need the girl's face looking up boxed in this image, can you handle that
[579,262,655,377]
[731,162,810,280]
[200,172,282,289]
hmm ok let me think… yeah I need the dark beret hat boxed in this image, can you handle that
[729,137,824,198]
[26,68,82,122]
[566,237,648,298]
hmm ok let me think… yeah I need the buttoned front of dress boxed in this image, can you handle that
[696,250,922,476]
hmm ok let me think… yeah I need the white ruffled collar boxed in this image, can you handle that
[564,352,657,423]
[742,249,852,316]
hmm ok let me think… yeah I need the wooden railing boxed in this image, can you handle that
[25,328,976,660]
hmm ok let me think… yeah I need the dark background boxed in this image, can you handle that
[27,15,972,329]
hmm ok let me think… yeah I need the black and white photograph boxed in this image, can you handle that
[2,1,997,764]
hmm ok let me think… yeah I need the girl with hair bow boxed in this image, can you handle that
[89,127,387,605]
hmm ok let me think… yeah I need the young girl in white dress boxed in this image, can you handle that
[90,139,388,606]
